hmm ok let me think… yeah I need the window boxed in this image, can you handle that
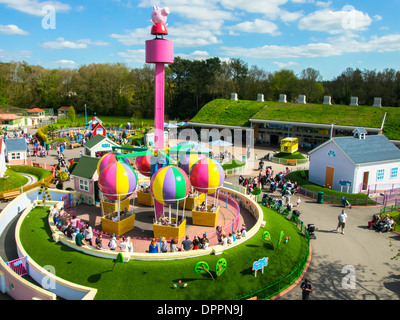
[377,169,385,181]
[79,179,89,192]
[11,153,21,160]
[391,168,398,179]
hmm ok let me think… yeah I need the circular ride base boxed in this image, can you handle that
[73,193,255,252]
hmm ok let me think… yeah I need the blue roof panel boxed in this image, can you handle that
[5,138,26,152]
[333,135,400,164]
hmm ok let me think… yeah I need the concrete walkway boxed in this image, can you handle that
[226,154,400,300]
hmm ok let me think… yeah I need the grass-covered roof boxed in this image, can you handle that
[189,99,400,140]
[189,99,267,127]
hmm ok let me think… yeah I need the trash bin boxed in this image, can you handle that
[317,191,324,204]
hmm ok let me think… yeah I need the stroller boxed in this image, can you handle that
[307,224,317,239]
[368,214,381,230]
[341,196,352,209]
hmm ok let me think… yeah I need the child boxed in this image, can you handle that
[296,197,301,207]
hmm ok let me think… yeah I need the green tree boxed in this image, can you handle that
[67,105,76,123]
[268,69,299,102]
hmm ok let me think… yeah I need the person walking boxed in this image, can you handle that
[300,279,313,300]
[336,209,348,234]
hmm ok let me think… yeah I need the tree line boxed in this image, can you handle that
[0,59,399,121]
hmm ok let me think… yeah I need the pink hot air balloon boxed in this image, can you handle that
[98,162,138,201]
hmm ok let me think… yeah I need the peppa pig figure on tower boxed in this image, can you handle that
[151,5,169,38]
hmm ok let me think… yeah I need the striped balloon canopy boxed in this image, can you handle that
[189,158,225,194]
[98,161,138,201]
[97,152,130,175]
[135,155,152,177]
[178,153,206,175]
[150,165,190,206]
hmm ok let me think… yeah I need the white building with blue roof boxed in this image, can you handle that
[308,128,400,193]
[4,138,27,165]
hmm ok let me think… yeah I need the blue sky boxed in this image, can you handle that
[0,0,399,80]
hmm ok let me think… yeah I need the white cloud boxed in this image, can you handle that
[220,33,400,59]
[42,38,109,50]
[111,21,223,48]
[298,8,373,34]
[55,59,76,66]
[228,19,280,35]
[117,49,146,64]
[0,49,32,61]
[175,50,210,60]
[139,0,236,22]
[110,27,151,46]
[0,24,29,35]
[0,0,71,16]
[273,61,299,68]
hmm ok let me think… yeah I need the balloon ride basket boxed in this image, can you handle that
[179,193,205,210]
[153,218,186,241]
[100,198,135,235]
[101,214,136,236]
[192,205,220,228]
[137,191,154,206]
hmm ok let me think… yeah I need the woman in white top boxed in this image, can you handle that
[220,234,228,246]
[118,237,129,252]
[108,236,117,250]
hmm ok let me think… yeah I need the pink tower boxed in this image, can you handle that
[146,6,174,217]
[146,6,173,149]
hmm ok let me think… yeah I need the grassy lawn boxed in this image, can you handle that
[222,160,245,171]
[273,152,306,160]
[10,165,52,180]
[57,116,154,127]
[0,168,28,192]
[253,101,386,128]
[190,99,267,127]
[20,206,309,300]
[285,170,373,204]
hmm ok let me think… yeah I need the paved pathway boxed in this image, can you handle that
[226,155,400,300]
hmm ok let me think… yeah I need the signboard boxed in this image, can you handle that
[252,257,269,277]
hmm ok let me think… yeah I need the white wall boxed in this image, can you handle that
[355,161,400,192]
[309,141,356,192]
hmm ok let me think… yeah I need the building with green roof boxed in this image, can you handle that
[83,134,119,157]
[188,96,397,149]
[70,156,100,205]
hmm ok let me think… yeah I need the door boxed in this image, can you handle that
[362,172,369,191]
[271,135,279,145]
[325,166,334,188]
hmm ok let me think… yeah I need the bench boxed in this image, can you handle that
[70,143,81,149]
[286,159,297,166]
[2,190,21,201]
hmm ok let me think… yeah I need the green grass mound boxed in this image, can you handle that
[0,168,28,191]
[273,152,306,160]
[20,206,309,300]
[10,165,52,180]
[222,160,245,171]
[285,170,374,204]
